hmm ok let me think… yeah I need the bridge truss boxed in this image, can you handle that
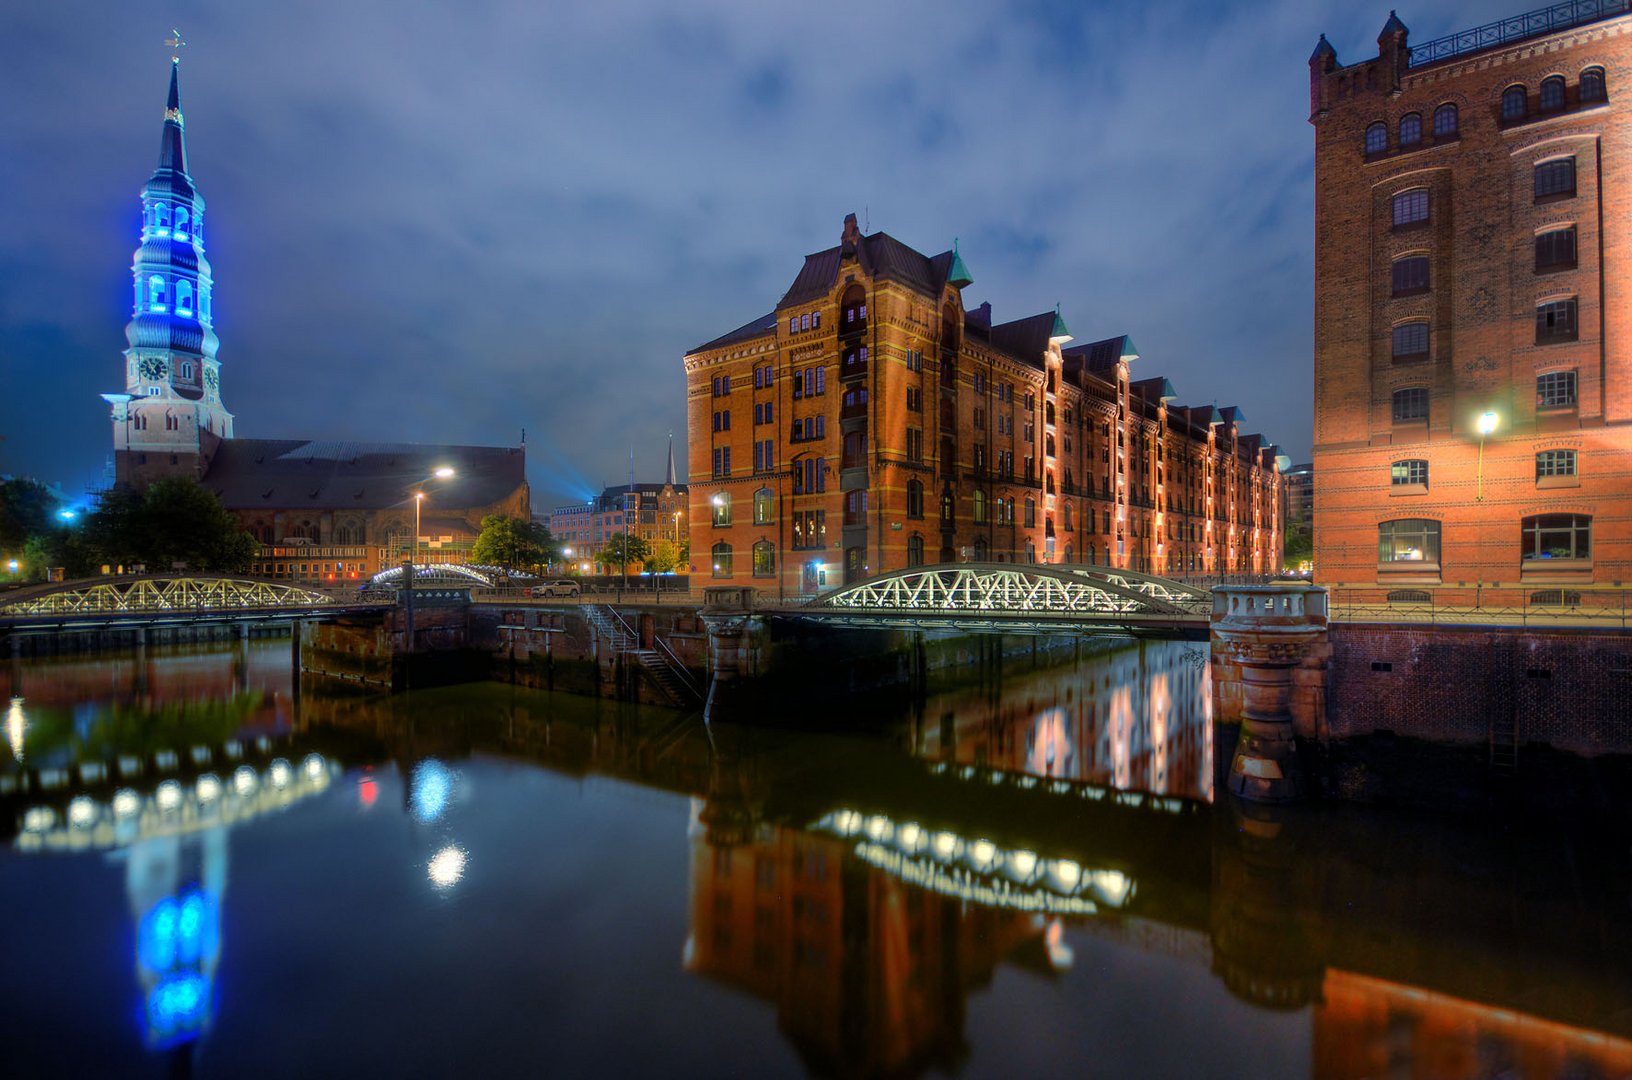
[0,576,357,618]
[778,563,1212,635]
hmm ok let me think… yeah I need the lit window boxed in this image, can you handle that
[1521,514,1590,560]
[1390,459,1428,486]
[1535,300,1577,344]
[1392,322,1429,360]
[753,487,774,525]
[1378,519,1441,564]
[1399,113,1421,146]
[148,275,167,310]
[1536,449,1576,478]
[1536,370,1578,408]
[1540,75,1565,112]
[1364,122,1387,155]
[972,489,987,524]
[788,317,797,334]
[1432,103,1458,137]
[1535,158,1576,199]
[1502,85,1528,121]
[1535,227,1577,272]
[752,540,775,578]
[1392,387,1429,422]
[712,541,733,577]
[1391,189,1429,228]
[1581,67,1607,104]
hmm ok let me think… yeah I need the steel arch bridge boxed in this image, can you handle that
[771,563,1212,635]
[0,575,382,619]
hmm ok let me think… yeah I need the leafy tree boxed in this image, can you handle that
[472,516,559,570]
[645,538,680,574]
[1283,524,1313,570]
[85,480,256,573]
[593,532,649,574]
[0,478,62,552]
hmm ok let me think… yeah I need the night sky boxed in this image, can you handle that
[2,1,1500,509]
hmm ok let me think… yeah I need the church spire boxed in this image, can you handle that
[666,431,677,486]
[157,60,188,177]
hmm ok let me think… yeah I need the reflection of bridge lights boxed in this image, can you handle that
[139,890,219,973]
[358,773,378,809]
[147,973,211,1046]
[302,753,325,781]
[22,806,55,832]
[897,823,924,853]
[67,796,98,829]
[968,839,997,872]
[268,759,292,789]
[1007,849,1039,883]
[6,696,24,762]
[428,845,466,887]
[1089,869,1133,908]
[411,760,453,823]
[196,774,222,802]
[830,810,861,836]
[112,789,141,818]
[1045,919,1075,972]
[155,780,183,812]
[931,831,960,861]
[232,765,258,797]
[864,815,891,842]
[1048,859,1082,893]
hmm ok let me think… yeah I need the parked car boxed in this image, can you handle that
[530,579,581,598]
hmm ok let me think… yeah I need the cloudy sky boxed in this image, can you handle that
[2,0,1502,508]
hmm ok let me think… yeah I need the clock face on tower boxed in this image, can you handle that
[139,357,167,381]
[204,368,217,391]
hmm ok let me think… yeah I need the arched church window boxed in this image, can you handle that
[176,281,194,314]
[173,207,190,239]
[149,275,166,311]
[155,204,171,231]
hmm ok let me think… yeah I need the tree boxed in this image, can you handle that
[0,478,62,552]
[1283,524,1313,571]
[472,515,558,570]
[593,533,649,574]
[645,538,680,574]
[86,480,257,573]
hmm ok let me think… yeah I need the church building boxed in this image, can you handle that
[101,60,529,583]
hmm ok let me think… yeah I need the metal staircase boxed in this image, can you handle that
[585,604,704,708]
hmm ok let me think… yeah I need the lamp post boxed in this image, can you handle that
[1475,410,1498,502]
[403,466,455,683]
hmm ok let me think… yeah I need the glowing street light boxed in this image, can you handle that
[1476,410,1499,502]
[57,509,77,522]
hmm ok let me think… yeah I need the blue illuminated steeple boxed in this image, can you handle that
[106,58,234,482]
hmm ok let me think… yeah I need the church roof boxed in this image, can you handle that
[202,439,526,512]
[146,61,196,202]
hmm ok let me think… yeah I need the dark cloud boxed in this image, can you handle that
[1,1,1499,503]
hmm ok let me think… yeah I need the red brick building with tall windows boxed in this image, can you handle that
[683,215,1285,598]
[1309,4,1632,598]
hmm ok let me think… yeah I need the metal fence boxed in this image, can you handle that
[1327,585,1632,628]
[1409,0,1629,68]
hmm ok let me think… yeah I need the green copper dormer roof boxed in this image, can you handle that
[1049,305,1071,343]
[946,239,973,289]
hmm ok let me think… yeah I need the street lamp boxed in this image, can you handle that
[1475,410,1498,502]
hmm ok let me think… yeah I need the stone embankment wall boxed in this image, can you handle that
[1327,624,1632,755]
[472,604,709,707]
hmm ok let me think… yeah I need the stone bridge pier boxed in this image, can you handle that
[698,587,766,719]
[1211,585,1330,803]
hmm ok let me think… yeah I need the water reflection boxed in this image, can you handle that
[2,638,1631,1077]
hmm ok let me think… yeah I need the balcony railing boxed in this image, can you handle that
[1409,0,1628,67]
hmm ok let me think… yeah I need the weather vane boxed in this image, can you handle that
[165,28,186,63]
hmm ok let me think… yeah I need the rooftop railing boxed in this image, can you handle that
[1409,0,1629,67]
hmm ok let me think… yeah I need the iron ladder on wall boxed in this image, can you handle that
[583,604,704,708]
[1489,706,1519,776]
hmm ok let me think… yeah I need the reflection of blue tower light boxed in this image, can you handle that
[410,759,452,823]
[137,887,219,1049]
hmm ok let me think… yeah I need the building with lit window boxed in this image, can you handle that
[550,441,689,569]
[1309,4,1631,595]
[99,62,528,584]
[684,214,1285,596]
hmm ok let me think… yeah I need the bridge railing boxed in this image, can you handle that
[1327,585,1632,628]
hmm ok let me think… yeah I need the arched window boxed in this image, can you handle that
[906,534,924,568]
[1399,112,1421,146]
[972,489,987,524]
[973,537,988,561]
[173,206,190,239]
[906,479,924,518]
[1581,66,1607,104]
[155,204,171,230]
[711,492,731,526]
[1025,540,1036,563]
[1364,121,1387,155]
[1024,498,1036,527]
[1392,321,1430,360]
[1064,502,1074,531]
[753,487,774,526]
[840,284,867,332]
[1502,84,1528,121]
[711,541,733,578]
[1378,519,1441,564]
[752,540,775,577]
[179,361,193,379]
[1540,75,1566,112]
[1432,103,1458,137]
[1521,514,1590,561]
[148,275,166,310]
[176,281,194,314]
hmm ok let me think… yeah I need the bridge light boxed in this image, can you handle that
[931,831,960,861]
[22,806,55,832]
[864,815,891,842]
[1047,858,1083,893]
[113,789,142,818]
[232,765,258,797]
[155,780,183,812]
[968,839,997,872]
[196,774,222,802]
[897,822,924,853]
[268,759,293,789]
[302,753,326,782]
[67,796,98,829]
[1007,849,1039,882]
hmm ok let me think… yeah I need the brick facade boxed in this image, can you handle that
[684,215,1285,598]
[1310,8,1632,597]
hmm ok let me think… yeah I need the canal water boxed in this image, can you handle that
[2,638,1630,1078]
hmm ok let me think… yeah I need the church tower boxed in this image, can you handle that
[103,58,233,487]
